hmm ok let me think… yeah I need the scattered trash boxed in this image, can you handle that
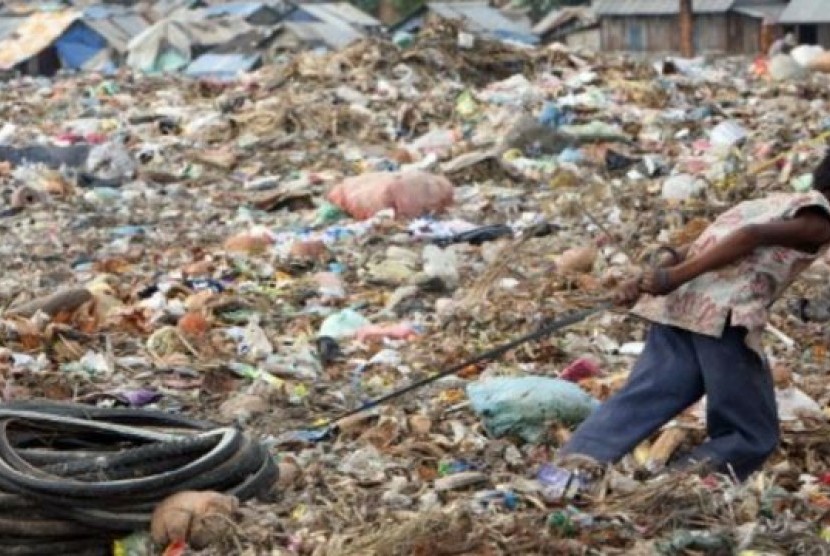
[0,15,828,555]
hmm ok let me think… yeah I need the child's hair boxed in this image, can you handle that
[813,149,830,192]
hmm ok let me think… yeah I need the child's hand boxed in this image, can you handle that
[615,277,642,306]
[639,268,680,296]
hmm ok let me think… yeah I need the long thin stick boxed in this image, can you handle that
[323,301,613,430]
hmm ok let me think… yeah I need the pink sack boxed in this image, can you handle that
[327,171,453,220]
[356,323,419,342]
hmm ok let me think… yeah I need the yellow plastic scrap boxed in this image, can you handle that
[502,149,522,162]
[291,504,308,521]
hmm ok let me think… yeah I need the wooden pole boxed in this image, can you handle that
[680,0,694,58]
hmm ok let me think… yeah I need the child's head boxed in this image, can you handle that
[813,149,830,195]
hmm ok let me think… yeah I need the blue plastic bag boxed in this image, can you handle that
[467,377,599,443]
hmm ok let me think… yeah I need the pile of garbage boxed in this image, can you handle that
[1,18,830,554]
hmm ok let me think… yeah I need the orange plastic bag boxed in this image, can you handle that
[327,171,453,220]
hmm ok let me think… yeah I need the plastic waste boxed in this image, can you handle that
[455,91,478,118]
[319,309,371,339]
[605,150,639,172]
[560,121,627,142]
[408,129,460,158]
[86,141,137,180]
[776,387,823,422]
[548,506,593,537]
[537,464,584,502]
[457,32,475,49]
[479,74,541,106]
[392,31,414,48]
[791,173,813,193]
[656,530,734,554]
[768,54,807,81]
[316,336,341,366]
[538,102,567,128]
[422,244,460,289]
[314,272,346,299]
[662,174,704,201]
[434,224,513,247]
[558,148,583,164]
[710,120,748,148]
[466,377,599,442]
[791,45,825,67]
[327,171,454,220]
[355,322,420,342]
[470,489,518,513]
[338,445,388,482]
[239,317,273,360]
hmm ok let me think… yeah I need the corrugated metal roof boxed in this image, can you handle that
[204,2,267,18]
[185,51,261,76]
[593,0,735,16]
[0,10,80,70]
[81,11,149,52]
[427,2,531,35]
[298,3,381,28]
[533,7,595,35]
[733,3,786,21]
[282,20,363,48]
[779,0,830,24]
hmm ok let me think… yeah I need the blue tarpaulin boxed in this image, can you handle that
[185,52,262,79]
[55,21,107,70]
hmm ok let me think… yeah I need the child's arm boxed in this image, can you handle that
[642,209,830,295]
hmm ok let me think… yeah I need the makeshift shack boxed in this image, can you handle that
[185,26,282,78]
[282,2,383,35]
[391,1,537,45]
[274,2,382,51]
[593,0,787,55]
[62,6,150,72]
[271,20,364,51]
[126,14,254,73]
[778,0,830,47]
[533,7,599,49]
[0,10,81,75]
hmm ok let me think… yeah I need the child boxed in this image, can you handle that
[557,150,830,481]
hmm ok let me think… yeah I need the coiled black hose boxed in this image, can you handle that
[0,401,278,555]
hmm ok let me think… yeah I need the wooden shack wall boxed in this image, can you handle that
[727,13,762,55]
[600,14,735,54]
[566,27,600,50]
